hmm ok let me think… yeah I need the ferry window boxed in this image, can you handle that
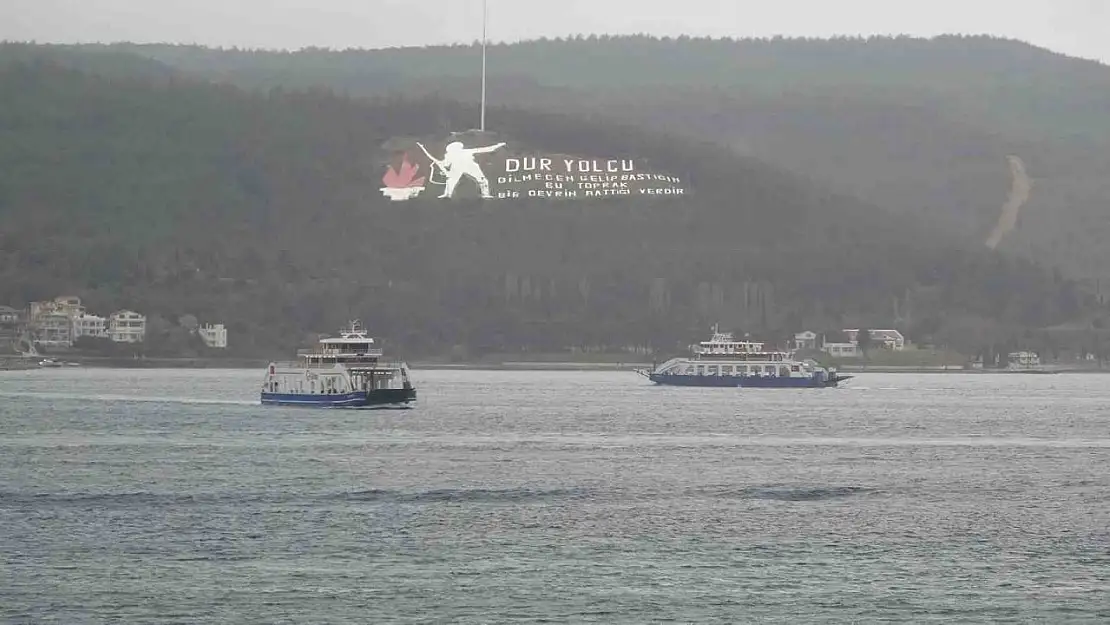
[791,365,800,372]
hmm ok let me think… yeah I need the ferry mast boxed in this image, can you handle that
[480,0,488,131]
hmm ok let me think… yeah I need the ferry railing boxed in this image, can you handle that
[651,357,686,373]
[272,357,407,371]
[295,348,385,358]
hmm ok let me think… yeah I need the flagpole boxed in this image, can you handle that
[480,0,487,131]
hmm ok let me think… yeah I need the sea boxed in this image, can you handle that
[1,368,1108,623]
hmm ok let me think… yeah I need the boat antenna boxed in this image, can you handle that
[480,0,488,131]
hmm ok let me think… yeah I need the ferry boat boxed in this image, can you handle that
[1004,350,1057,374]
[637,327,851,388]
[260,320,417,408]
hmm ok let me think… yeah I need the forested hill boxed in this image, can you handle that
[0,53,1096,358]
[83,35,1110,286]
[110,35,1110,141]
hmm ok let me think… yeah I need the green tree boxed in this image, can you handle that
[856,328,873,358]
[0,50,1101,360]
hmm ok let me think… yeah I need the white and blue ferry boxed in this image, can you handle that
[637,327,850,388]
[261,320,416,408]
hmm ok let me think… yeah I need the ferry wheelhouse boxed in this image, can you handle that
[637,327,851,388]
[261,320,416,408]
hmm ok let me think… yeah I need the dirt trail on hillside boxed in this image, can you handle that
[985,155,1031,250]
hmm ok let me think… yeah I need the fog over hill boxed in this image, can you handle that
[0,44,1104,359]
[69,34,1110,288]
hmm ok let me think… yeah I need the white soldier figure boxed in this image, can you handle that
[418,140,506,199]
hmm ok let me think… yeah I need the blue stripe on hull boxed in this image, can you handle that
[737,377,828,388]
[260,389,416,408]
[649,374,842,388]
[648,374,742,387]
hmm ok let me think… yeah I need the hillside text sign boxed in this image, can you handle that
[381,137,687,201]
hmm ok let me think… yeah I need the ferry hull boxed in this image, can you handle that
[648,374,743,387]
[648,373,849,388]
[260,387,416,408]
[737,375,851,388]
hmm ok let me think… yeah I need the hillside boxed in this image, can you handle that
[87,35,1110,286]
[0,53,1098,359]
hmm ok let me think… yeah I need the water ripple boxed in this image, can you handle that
[2,369,1109,622]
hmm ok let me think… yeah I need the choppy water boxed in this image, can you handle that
[2,368,1109,623]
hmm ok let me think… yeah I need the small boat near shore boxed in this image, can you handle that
[260,320,416,408]
[38,358,80,368]
[637,327,851,388]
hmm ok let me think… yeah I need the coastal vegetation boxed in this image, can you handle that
[0,43,1107,361]
[80,35,1110,286]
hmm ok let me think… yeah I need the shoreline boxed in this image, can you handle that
[3,355,1107,374]
[0,355,270,370]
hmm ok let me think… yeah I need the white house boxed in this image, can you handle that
[793,331,819,351]
[0,305,20,324]
[29,297,85,326]
[53,295,84,316]
[109,310,147,343]
[28,297,95,348]
[72,313,108,340]
[822,342,859,358]
[0,305,21,344]
[844,329,906,351]
[31,296,84,321]
[199,323,228,349]
[34,312,73,348]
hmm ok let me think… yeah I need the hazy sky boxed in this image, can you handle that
[5,0,1109,64]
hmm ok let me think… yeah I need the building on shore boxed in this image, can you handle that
[794,328,907,358]
[30,296,84,319]
[21,297,152,347]
[27,296,89,348]
[792,331,820,351]
[34,312,74,348]
[0,305,21,325]
[844,329,906,351]
[822,342,860,358]
[0,305,24,347]
[72,313,109,340]
[198,323,228,349]
[109,310,147,343]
